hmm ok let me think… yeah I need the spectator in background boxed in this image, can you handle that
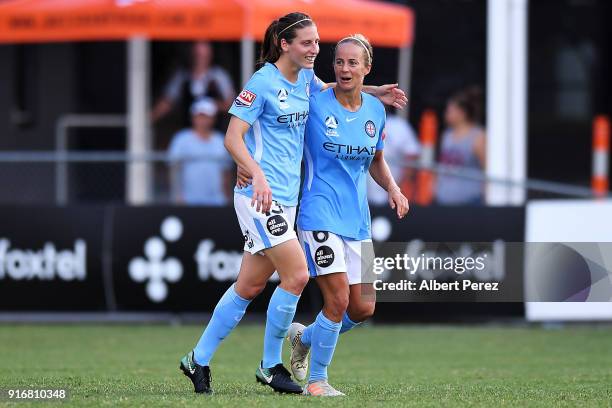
[367,107,420,205]
[153,41,235,127]
[435,86,486,205]
[168,98,233,206]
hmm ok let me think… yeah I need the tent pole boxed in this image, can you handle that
[486,0,528,205]
[126,36,152,204]
[509,0,528,205]
[241,37,255,87]
[397,45,413,119]
[486,0,510,205]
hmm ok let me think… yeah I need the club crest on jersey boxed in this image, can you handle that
[325,115,339,137]
[234,90,256,107]
[277,88,290,110]
[365,120,376,138]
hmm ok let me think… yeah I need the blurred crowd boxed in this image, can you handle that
[158,41,487,207]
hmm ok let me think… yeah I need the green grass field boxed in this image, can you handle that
[0,324,611,407]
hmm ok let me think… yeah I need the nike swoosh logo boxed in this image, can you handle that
[259,367,273,383]
[318,342,336,349]
[346,117,357,122]
[276,305,296,313]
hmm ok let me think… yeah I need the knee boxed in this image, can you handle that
[235,282,265,300]
[282,270,309,295]
[324,291,350,322]
[349,301,375,322]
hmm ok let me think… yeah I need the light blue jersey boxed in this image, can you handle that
[298,88,386,240]
[229,63,323,206]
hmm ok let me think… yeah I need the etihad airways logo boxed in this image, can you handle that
[323,141,376,161]
[277,111,309,129]
[323,142,376,155]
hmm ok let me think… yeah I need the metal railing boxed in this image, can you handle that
[0,151,607,205]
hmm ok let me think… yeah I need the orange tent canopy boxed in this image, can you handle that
[0,0,413,47]
[243,0,414,48]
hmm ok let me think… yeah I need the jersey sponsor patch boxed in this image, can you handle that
[234,89,257,107]
[267,215,288,236]
[315,245,335,267]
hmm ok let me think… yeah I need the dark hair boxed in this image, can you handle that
[259,12,314,66]
[449,86,483,123]
[334,34,373,66]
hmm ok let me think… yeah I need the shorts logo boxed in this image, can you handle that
[313,231,329,243]
[267,215,288,236]
[278,88,290,110]
[243,229,254,249]
[234,90,256,107]
[325,115,339,137]
[315,245,335,268]
[365,120,376,138]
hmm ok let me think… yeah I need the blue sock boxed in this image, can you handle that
[193,284,251,366]
[340,311,360,334]
[262,286,300,368]
[301,323,313,347]
[308,311,341,382]
[301,311,359,347]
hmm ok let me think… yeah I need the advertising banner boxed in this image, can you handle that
[0,206,106,310]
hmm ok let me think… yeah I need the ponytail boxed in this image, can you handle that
[258,12,313,67]
[260,20,281,67]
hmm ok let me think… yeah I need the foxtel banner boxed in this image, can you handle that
[0,205,526,315]
[0,206,106,310]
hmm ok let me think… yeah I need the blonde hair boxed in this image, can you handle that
[335,34,373,66]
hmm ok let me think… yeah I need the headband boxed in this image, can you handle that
[338,36,372,63]
[278,18,312,36]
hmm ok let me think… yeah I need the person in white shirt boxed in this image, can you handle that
[168,98,233,205]
[367,109,420,205]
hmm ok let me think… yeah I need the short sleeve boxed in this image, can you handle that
[376,111,386,151]
[228,73,266,125]
[168,131,187,161]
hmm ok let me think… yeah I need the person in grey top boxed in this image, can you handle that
[153,41,235,126]
[435,86,486,205]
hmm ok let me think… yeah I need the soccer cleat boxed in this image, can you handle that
[303,380,345,397]
[179,350,213,394]
[287,322,310,381]
[255,361,303,394]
